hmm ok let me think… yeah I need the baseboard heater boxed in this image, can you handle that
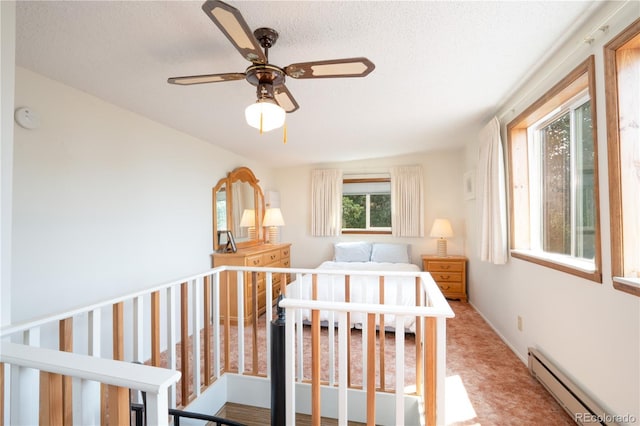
[528,348,619,426]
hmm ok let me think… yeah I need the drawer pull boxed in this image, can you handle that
[440,285,450,290]
[253,259,260,265]
[439,275,450,280]
[270,254,277,260]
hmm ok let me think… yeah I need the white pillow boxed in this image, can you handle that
[334,242,373,262]
[370,243,410,263]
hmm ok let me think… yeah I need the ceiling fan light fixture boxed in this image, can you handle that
[245,99,286,133]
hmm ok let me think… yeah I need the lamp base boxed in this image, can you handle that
[268,227,279,244]
[436,239,448,257]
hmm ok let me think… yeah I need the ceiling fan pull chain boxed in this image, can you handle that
[260,111,263,134]
[283,123,287,144]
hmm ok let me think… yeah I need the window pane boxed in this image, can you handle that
[370,194,391,227]
[342,195,366,229]
[541,112,571,255]
[575,101,595,259]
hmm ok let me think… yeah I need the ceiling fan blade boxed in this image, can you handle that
[274,85,299,113]
[167,72,246,85]
[201,0,267,64]
[285,57,375,79]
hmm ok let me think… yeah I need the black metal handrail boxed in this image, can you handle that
[130,403,246,426]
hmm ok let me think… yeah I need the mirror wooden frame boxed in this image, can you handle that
[212,167,265,251]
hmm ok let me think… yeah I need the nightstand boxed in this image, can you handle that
[422,255,467,301]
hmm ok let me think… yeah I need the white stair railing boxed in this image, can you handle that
[0,341,180,425]
[0,264,452,425]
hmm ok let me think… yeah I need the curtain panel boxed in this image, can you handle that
[390,165,424,237]
[311,169,343,236]
[477,117,508,264]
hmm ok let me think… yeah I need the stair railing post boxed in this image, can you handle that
[271,295,286,426]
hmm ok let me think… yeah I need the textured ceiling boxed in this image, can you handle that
[15,1,603,167]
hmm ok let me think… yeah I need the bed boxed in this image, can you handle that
[286,242,425,332]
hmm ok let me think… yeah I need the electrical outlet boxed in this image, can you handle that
[517,316,523,331]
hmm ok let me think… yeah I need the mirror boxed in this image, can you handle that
[212,167,265,251]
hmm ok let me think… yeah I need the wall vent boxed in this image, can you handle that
[528,348,619,426]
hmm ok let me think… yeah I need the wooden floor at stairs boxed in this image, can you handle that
[213,402,366,426]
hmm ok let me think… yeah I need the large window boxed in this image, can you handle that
[604,19,640,297]
[530,93,594,259]
[507,56,602,282]
[342,177,391,234]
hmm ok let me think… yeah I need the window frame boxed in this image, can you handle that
[604,18,640,297]
[507,56,602,282]
[341,177,392,235]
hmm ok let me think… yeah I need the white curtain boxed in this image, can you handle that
[477,117,508,264]
[311,169,343,236]
[390,165,424,237]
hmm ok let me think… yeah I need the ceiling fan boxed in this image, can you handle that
[168,0,375,132]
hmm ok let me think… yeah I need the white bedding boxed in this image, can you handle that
[286,261,422,332]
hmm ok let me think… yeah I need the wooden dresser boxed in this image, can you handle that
[212,243,291,324]
[421,255,467,302]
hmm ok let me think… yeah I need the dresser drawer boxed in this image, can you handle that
[263,250,281,265]
[246,254,263,267]
[431,272,462,282]
[281,247,290,258]
[436,281,463,293]
[426,261,463,272]
[281,258,290,268]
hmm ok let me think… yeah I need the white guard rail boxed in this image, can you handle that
[0,342,180,426]
[0,264,453,426]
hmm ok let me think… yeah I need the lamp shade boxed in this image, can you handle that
[245,99,286,132]
[263,208,285,227]
[429,219,453,238]
[239,209,255,227]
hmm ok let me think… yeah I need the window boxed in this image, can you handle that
[342,177,391,234]
[604,19,640,297]
[507,56,602,282]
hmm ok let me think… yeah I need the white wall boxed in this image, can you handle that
[12,67,275,322]
[274,150,465,269]
[1,0,16,327]
[464,3,639,424]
